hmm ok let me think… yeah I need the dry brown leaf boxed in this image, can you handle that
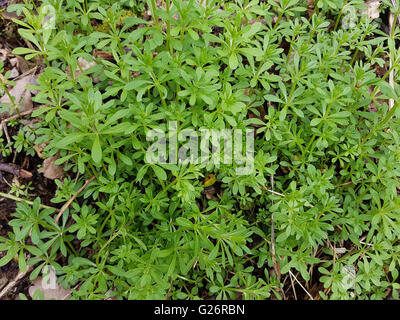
[105,289,119,300]
[0,277,7,291]
[0,74,37,111]
[93,49,114,61]
[9,67,19,79]
[66,57,96,78]
[1,47,34,74]
[38,155,64,180]
[12,175,20,187]
[28,277,71,300]
[9,56,33,74]
[367,85,386,112]
[361,0,381,20]
[0,49,10,63]
[333,248,347,255]
[0,10,19,21]
[33,143,47,159]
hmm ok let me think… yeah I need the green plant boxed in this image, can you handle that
[0,0,400,300]
[0,131,12,157]
[9,181,35,198]
[0,62,21,116]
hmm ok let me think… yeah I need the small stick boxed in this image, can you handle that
[391,0,400,25]
[389,11,395,111]
[0,122,12,152]
[0,265,33,299]
[288,271,297,300]
[54,176,95,223]
[10,67,37,83]
[289,270,314,300]
[261,185,315,209]
[0,107,39,153]
[335,181,354,187]
[261,186,285,197]
[388,0,400,113]
[335,178,364,188]
[0,192,56,210]
[269,174,281,281]
[1,107,39,125]
[62,282,81,300]
[0,163,32,178]
[269,174,285,299]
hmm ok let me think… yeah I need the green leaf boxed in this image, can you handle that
[229,52,239,69]
[264,94,283,103]
[12,47,39,55]
[118,152,133,166]
[91,135,102,164]
[58,133,87,148]
[0,247,18,267]
[124,79,151,91]
[153,165,167,181]
[18,249,27,272]
[176,217,192,228]
[310,118,321,126]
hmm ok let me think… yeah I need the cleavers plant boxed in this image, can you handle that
[0,0,400,300]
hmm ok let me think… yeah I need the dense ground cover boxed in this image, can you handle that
[0,0,400,300]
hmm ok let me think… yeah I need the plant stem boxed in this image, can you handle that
[350,26,370,66]
[391,12,399,37]
[302,98,335,162]
[339,100,400,185]
[0,192,57,210]
[273,10,285,31]
[334,0,349,31]
[166,0,173,55]
[0,81,21,118]
[150,0,160,29]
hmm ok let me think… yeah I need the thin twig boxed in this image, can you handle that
[288,271,297,300]
[54,176,95,223]
[0,192,56,210]
[288,270,314,300]
[269,174,285,299]
[389,0,400,112]
[10,67,38,83]
[0,163,32,178]
[389,11,395,111]
[62,282,81,300]
[0,107,39,153]
[0,122,12,152]
[269,175,281,281]
[0,265,33,299]
[261,186,285,197]
[334,178,364,188]
[391,0,400,25]
[1,107,39,125]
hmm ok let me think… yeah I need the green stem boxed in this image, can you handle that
[273,10,285,31]
[166,0,173,55]
[0,192,57,210]
[309,1,319,23]
[334,0,349,31]
[302,98,335,162]
[95,228,123,265]
[66,240,79,256]
[360,100,399,148]
[151,71,167,107]
[391,12,399,37]
[350,28,369,66]
[1,83,21,118]
[286,32,298,64]
[150,0,160,29]
[340,100,400,185]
